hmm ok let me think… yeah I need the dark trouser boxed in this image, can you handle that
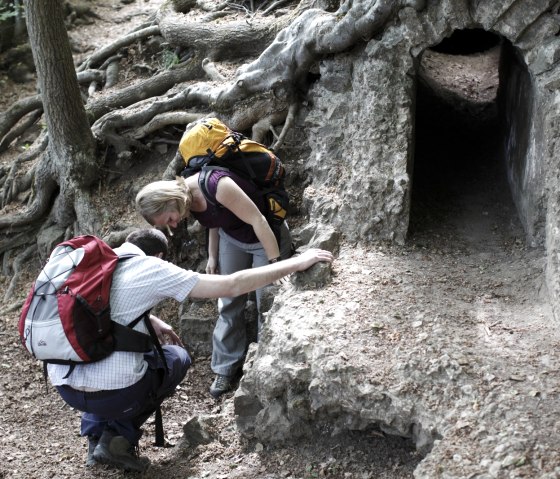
[56,346,190,446]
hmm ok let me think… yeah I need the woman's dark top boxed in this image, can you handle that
[191,169,266,244]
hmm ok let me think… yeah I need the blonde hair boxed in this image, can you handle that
[135,178,192,224]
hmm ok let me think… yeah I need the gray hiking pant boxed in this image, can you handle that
[211,223,291,376]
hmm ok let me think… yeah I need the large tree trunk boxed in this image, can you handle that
[18,0,98,230]
[25,0,97,186]
[0,0,102,292]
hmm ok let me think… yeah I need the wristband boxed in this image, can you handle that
[268,257,279,264]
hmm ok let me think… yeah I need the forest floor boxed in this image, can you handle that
[0,1,556,479]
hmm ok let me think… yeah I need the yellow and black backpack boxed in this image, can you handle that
[178,117,289,244]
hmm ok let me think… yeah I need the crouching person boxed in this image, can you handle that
[46,228,333,472]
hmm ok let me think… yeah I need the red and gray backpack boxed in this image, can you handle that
[18,235,154,368]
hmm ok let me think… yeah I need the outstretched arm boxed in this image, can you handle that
[189,248,333,299]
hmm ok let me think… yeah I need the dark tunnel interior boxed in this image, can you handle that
[408,29,527,246]
[430,28,501,55]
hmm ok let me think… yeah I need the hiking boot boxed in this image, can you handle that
[92,429,150,472]
[86,435,99,467]
[209,374,233,399]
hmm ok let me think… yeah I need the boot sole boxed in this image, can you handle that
[93,449,149,473]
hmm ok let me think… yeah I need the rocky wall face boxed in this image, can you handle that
[303,43,414,245]
[544,90,560,321]
[499,42,544,248]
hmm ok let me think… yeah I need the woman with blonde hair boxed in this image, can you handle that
[135,179,192,227]
[136,171,291,398]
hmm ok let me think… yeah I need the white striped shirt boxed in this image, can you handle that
[47,242,199,390]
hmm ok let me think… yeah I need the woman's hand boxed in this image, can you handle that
[149,315,184,347]
[206,228,219,274]
[206,255,218,274]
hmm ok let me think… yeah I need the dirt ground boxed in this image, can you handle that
[0,1,553,478]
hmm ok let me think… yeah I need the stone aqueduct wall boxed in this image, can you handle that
[231,3,560,478]
[300,0,560,318]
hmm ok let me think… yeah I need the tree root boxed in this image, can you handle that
[77,68,106,85]
[202,58,226,82]
[0,230,37,256]
[0,300,26,314]
[0,69,107,147]
[0,109,42,153]
[104,60,120,89]
[197,0,228,13]
[77,25,161,71]
[130,111,206,140]
[3,244,36,302]
[201,10,230,22]
[0,95,43,145]
[218,0,401,106]
[0,69,107,146]
[0,155,58,230]
[98,54,124,71]
[102,226,142,247]
[156,0,296,62]
[261,0,293,16]
[0,1,303,176]
[162,151,187,180]
[87,61,204,120]
[251,109,290,144]
[88,81,99,97]
[1,132,47,208]
[91,84,204,152]
[271,101,298,151]
[2,161,32,208]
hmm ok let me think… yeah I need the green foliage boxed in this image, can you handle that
[159,48,179,69]
[0,3,22,22]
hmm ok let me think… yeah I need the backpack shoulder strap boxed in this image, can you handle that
[198,166,230,207]
[116,309,168,448]
[140,312,168,448]
[127,311,147,329]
